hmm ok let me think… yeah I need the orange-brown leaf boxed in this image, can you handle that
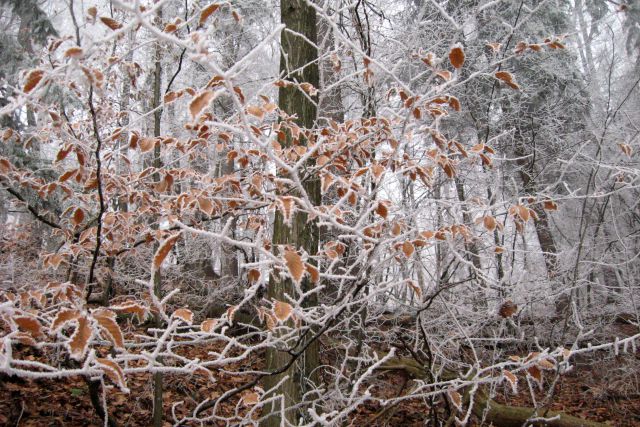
[110,302,147,322]
[247,105,264,120]
[173,308,193,324]
[189,90,215,119]
[93,309,124,349]
[51,308,81,331]
[448,389,462,410]
[279,196,295,223]
[201,318,217,333]
[284,249,304,284]
[199,3,221,26]
[64,47,84,58]
[100,16,122,30]
[247,269,261,284]
[401,241,415,258]
[495,71,520,90]
[96,358,127,390]
[527,365,542,385]
[376,201,389,219]
[499,300,517,318]
[449,45,465,69]
[543,200,558,211]
[241,391,260,406]
[483,215,496,232]
[197,197,214,215]
[14,316,44,338]
[273,300,293,322]
[153,233,181,269]
[503,370,518,392]
[72,208,85,226]
[68,316,92,360]
[305,263,319,284]
[23,69,44,93]
[138,137,155,153]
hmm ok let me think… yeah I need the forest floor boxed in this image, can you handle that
[1,335,639,426]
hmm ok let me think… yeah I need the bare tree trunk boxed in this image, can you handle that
[262,1,321,425]
[514,144,559,279]
[151,9,164,425]
[454,178,484,285]
[317,4,344,124]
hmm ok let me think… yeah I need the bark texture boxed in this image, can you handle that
[261,1,321,426]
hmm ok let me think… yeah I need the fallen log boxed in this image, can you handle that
[378,358,606,427]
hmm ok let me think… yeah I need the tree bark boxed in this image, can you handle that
[261,1,321,426]
[151,10,164,425]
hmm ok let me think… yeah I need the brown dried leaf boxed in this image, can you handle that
[516,204,530,222]
[273,300,293,322]
[401,241,415,258]
[376,201,389,219]
[164,23,178,33]
[23,69,44,93]
[68,316,92,360]
[153,233,181,269]
[110,302,147,322]
[198,197,214,215]
[72,208,85,226]
[189,90,215,119]
[199,3,221,26]
[391,222,402,236]
[247,105,264,120]
[201,318,217,333]
[241,391,260,406]
[495,71,520,90]
[448,389,462,410]
[51,308,81,331]
[138,137,155,153]
[174,308,193,324]
[279,196,295,223]
[247,269,261,284]
[64,47,84,58]
[483,215,496,232]
[305,263,319,284]
[527,365,542,385]
[100,17,122,30]
[499,300,517,318]
[449,45,465,69]
[284,249,304,284]
[537,358,555,370]
[96,358,127,390]
[503,370,518,392]
[164,91,179,104]
[14,316,44,338]
[543,200,558,211]
[408,280,422,298]
[449,96,461,111]
[93,309,124,349]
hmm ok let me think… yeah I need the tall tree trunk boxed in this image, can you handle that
[262,1,320,425]
[513,142,559,279]
[454,178,484,285]
[151,9,164,425]
[317,5,344,124]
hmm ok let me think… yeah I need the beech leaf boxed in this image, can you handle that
[284,249,304,284]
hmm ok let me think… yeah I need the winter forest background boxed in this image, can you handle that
[0,0,639,425]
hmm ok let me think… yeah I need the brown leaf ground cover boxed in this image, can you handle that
[1,341,638,426]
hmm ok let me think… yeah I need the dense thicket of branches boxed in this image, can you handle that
[0,0,639,426]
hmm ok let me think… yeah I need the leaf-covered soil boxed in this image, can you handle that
[1,341,638,426]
